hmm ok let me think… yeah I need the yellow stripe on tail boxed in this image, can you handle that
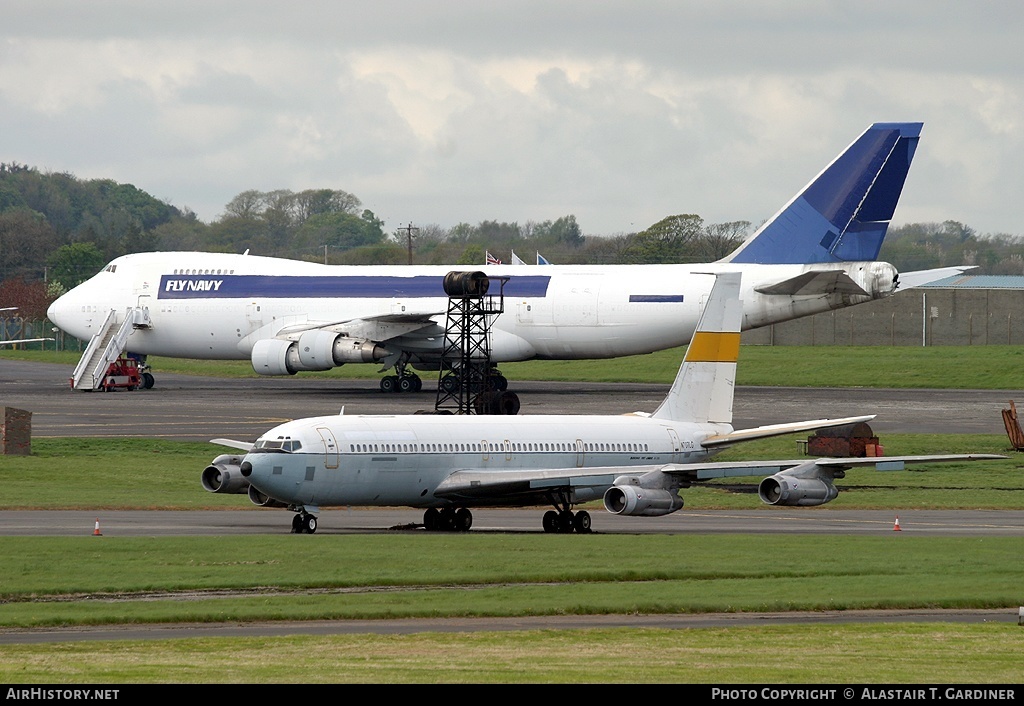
[684,331,741,363]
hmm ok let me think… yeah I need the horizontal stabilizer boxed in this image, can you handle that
[755,270,869,297]
[895,266,978,291]
[700,415,877,448]
[210,438,255,451]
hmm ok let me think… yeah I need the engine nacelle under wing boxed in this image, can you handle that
[603,485,684,517]
[252,334,386,376]
[758,474,838,506]
[201,454,250,494]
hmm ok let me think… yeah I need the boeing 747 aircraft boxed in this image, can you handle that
[202,273,1000,534]
[50,122,937,393]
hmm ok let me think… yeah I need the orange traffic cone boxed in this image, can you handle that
[93,518,102,536]
[893,515,901,531]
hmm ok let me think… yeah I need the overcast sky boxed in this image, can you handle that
[3,1,1023,239]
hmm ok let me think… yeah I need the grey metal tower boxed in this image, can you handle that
[434,271,519,415]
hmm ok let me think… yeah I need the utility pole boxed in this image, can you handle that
[398,223,419,264]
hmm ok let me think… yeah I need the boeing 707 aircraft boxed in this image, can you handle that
[49,122,936,393]
[202,273,1000,534]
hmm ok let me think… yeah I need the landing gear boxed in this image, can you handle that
[423,507,473,532]
[291,512,318,534]
[380,357,423,393]
[542,496,592,534]
[379,372,422,392]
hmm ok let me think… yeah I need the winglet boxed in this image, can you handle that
[723,122,922,265]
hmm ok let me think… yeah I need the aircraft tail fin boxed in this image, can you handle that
[650,272,742,423]
[722,122,922,265]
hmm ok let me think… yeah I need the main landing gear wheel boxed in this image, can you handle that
[542,509,591,534]
[423,507,473,532]
[381,374,422,393]
[291,513,318,534]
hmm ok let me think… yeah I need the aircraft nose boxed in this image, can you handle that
[46,294,70,331]
[47,286,90,338]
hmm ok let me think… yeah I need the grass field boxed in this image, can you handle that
[2,347,1023,683]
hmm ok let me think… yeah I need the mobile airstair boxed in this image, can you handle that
[71,307,151,391]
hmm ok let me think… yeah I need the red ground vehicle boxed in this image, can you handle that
[100,356,143,391]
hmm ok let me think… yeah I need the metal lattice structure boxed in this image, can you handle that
[434,272,513,415]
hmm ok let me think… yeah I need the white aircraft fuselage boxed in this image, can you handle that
[48,122,925,385]
[243,412,720,510]
[47,251,896,367]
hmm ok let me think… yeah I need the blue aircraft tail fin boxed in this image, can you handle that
[722,122,922,265]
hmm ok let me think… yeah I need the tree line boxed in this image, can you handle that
[2,163,1024,319]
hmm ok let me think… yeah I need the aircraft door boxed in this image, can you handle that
[575,439,585,467]
[667,429,684,463]
[134,294,153,328]
[517,301,533,324]
[246,302,263,333]
[316,427,340,469]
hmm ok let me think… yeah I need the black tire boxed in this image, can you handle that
[380,376,398,393]
[304,515,318,534]
[142,372,155,389]
[558,511,575,533]
[454,508,473,532]
[542,510,559,533]
[423,508,440,531]
[494,391,520,415]
[439,508,456,531]
[440,375,457,393]
[398,375,417,393]
[573,511,592,534]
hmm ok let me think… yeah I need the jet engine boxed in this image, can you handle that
[201,454,250,494]
[603,485,684,516]
[251,334,385,376]
[758,463,840,506]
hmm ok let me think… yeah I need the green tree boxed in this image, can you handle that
[457,244,485,265]
[623,214,704,263]
[0,208,57,281]
[47,242,107,289]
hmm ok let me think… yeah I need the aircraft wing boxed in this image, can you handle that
[699,415,876,448]
[660,453,1006,480]
[210,438,255,451]
[275,312,445,343]
[432,452,1004,504]
[0,338,54,346]
[433,466,633,503]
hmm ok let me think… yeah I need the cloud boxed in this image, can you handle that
[2,1,1023,236]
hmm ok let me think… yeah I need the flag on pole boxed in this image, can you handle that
[485,251,502,265]
[510,250,526,265]
[536,252,550,265]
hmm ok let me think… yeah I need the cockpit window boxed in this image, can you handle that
[103,264,117,273]
[253,438,302,453]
